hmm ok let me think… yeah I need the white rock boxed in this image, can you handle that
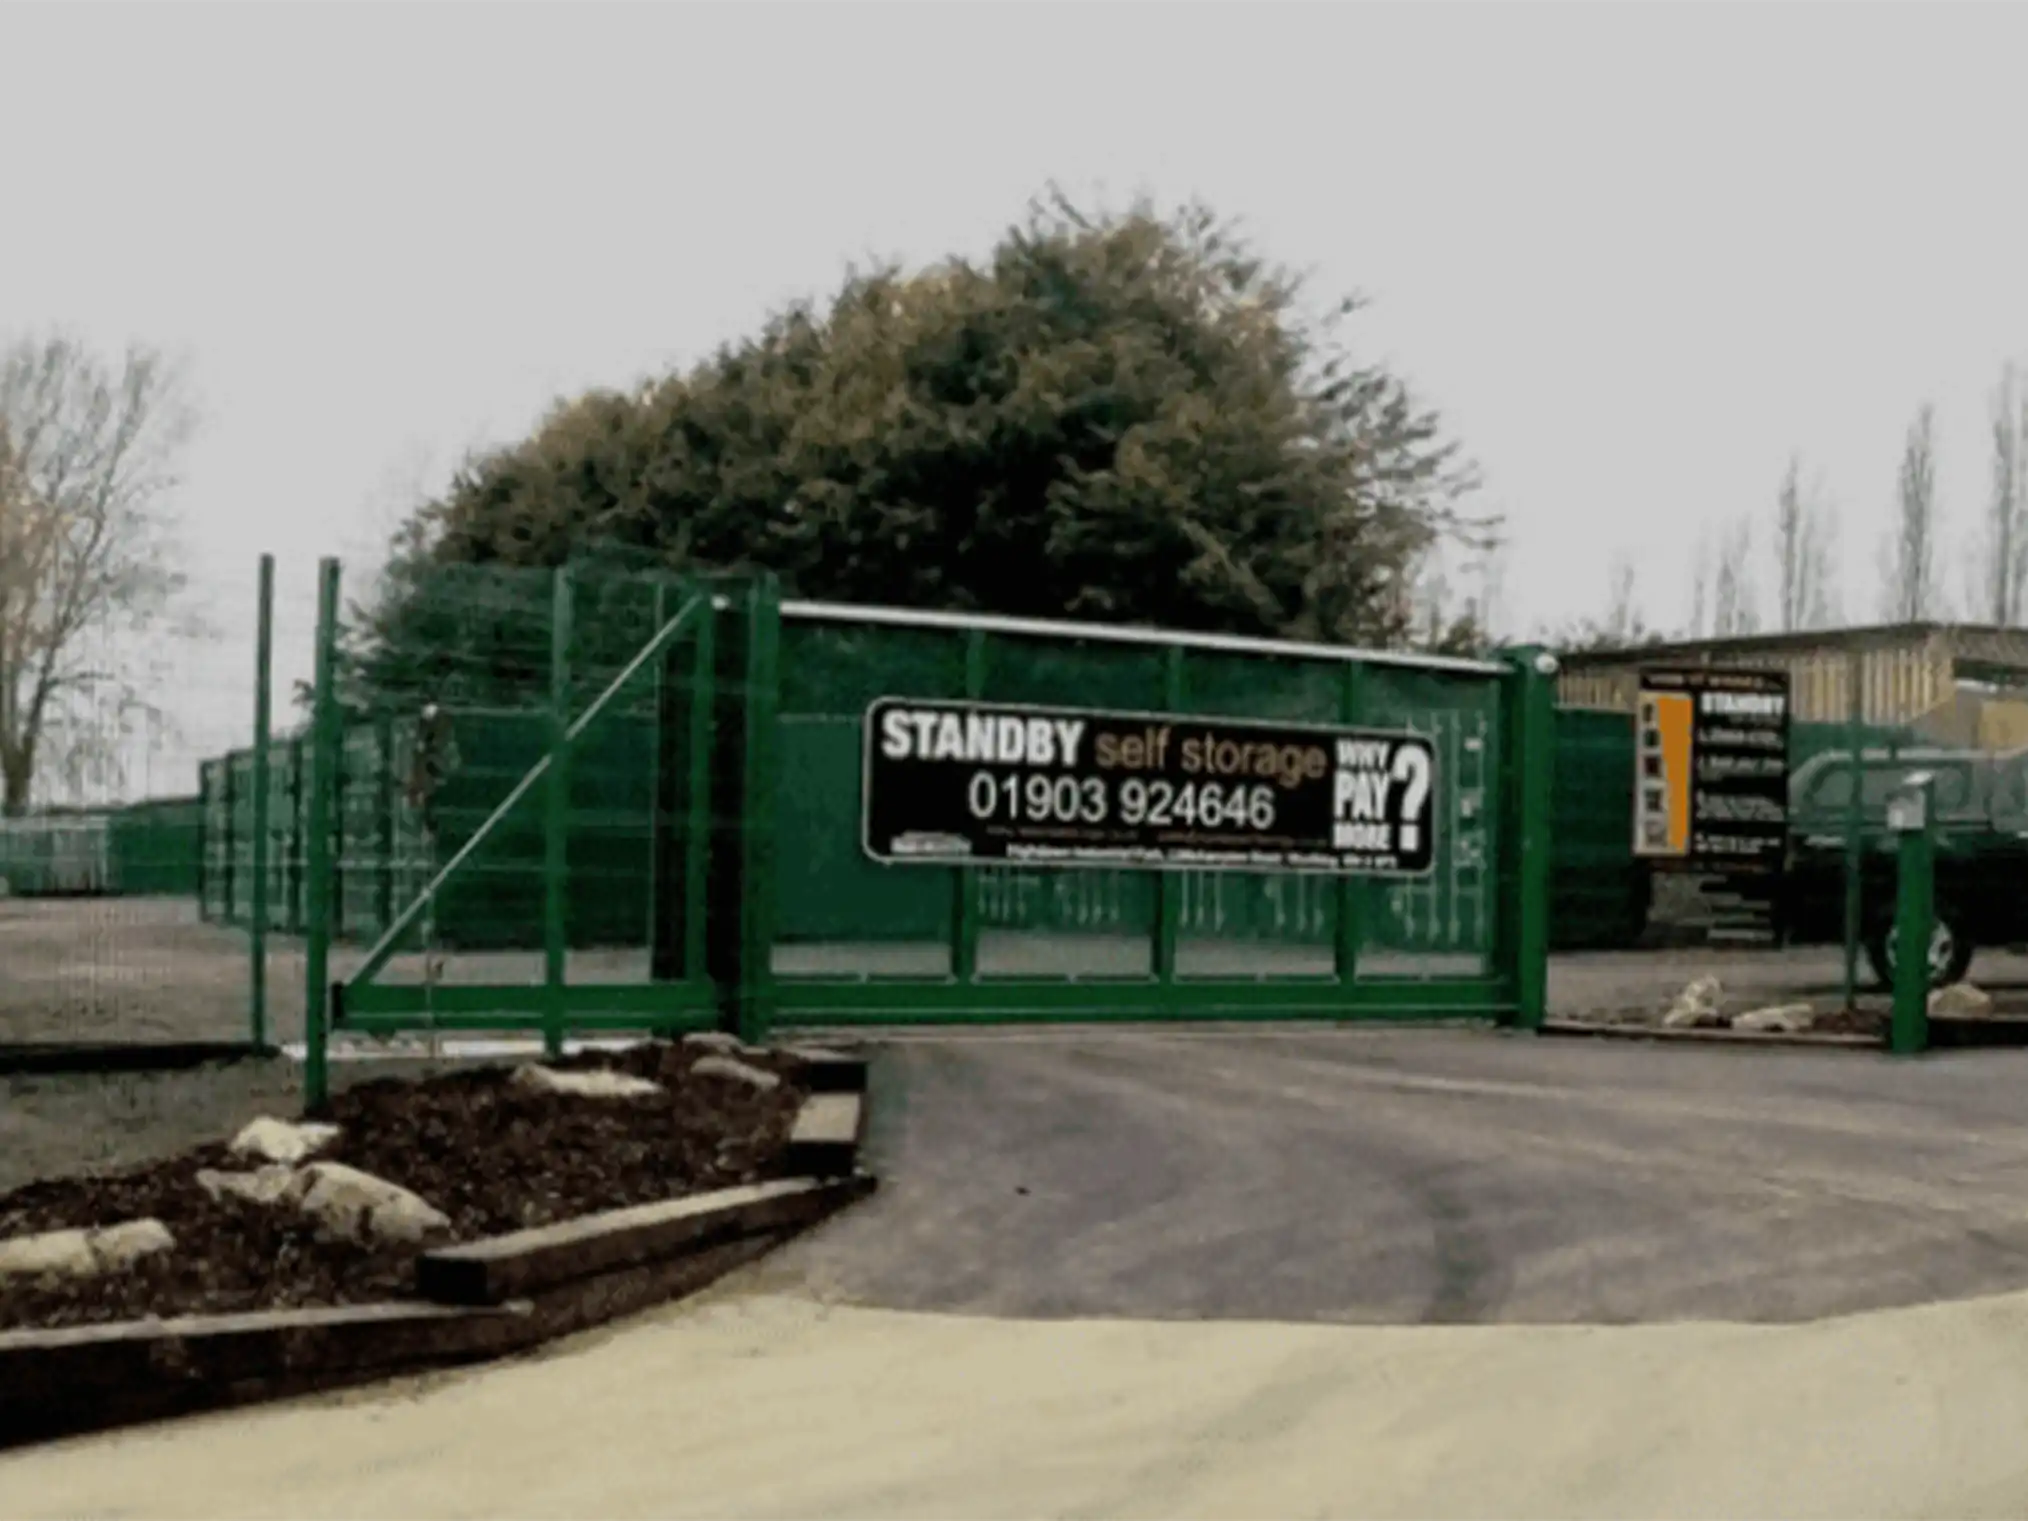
[690,1054,782,1092]
[683,1031,763,1057]
[0,1219,175,1281]
[295,1162,450,1244]
[1734,1003,1815,1034]
[1931,982,1996,1019]
[197,1163,305,1207]
[88,1218,175,1270]
[512,1063,662,1099]
[1673,974,1724,1010]
[0,1228,97,1280]
[1661,974,1726,1028]
[229,1116,341,1165]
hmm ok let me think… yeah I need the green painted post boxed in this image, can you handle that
[644,580,666,959]
[683,602,715,987]
[1154,647,1185,986]
[1841,647,1864,1010]
[375,711,396,932]
[1335,661,1366,987]
[543,567,574,1057]
[953,630,988,982]
[1889,772,1936,1056]
[302,558,343,1114]
[248,555,275,1050]
[221,756,238,926]
[1502,647,1557,1030]
[741,578,782,1045]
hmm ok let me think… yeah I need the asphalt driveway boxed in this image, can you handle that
[760,1026,2028,1324]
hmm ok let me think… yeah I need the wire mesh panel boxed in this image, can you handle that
[767,601,1535,1027]
[1357,666,1502,979]
[773,618,968,978]
[321,562,717,1037]
[1168,649,1347,979]
[971,631,1171,980]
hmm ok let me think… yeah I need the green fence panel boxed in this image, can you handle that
[1544,709,1928,951]
[108,797,203,896]
[1356,664,1502,974]
[1549,710,1645,950]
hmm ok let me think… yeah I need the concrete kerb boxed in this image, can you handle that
[0,1043,280,1079]
[1541,1018,1879,1051]
[0,1049,874,1452]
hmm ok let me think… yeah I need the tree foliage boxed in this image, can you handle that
[361,192,1486,703]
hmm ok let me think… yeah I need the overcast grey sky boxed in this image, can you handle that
[5,1,2026,798]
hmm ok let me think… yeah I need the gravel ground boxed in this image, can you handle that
[8,896,2024,1048]
[759,1025,2028,1326]
[0,898,302,1046]
[1550,943,2028,1022]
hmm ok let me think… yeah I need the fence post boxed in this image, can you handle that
[644,579,666,966]
[1888,772,1936,1056]
[1153,648,1186,988]
[1500,646,1557,1030]
[1840,647,1865,1010]
[249,554,275,1050]
[544,567,574,1058]
[952,630,988,981]
[375,710,395,931]
[683,601,716,990]
[221,753,238,925]
[302,558,343,1114]
[1335,661,1367,987]
[702,575,780,1045]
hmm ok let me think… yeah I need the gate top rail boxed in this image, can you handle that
[777,598,1508,678]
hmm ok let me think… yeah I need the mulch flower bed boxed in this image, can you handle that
[0,1039,809,1332]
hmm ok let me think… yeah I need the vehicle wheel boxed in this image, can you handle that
[1865,907,1975,990]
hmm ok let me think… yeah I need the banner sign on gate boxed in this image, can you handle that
[861,697,1437,876]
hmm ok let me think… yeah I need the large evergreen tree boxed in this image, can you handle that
[362,191,1486,703]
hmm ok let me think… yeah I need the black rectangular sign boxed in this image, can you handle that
[1634,666,1791,876]
[861,697,1437,876]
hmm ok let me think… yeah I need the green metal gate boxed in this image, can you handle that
[293,560,1557,1105]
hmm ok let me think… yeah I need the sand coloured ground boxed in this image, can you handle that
[7,1285,2028,1520]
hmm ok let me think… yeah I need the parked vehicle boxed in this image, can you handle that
[1778,746,2028,987]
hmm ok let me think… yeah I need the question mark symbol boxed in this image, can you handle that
[1391,744,1433,855]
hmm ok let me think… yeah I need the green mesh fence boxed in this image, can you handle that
[183,560,1551,1063]
[1545,709,1927,950]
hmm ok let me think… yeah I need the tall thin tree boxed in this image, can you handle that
[1712,516,1758,636]
[1989,364,2026,624]
[1884,403,1941,622]
[1774,455,1834,632]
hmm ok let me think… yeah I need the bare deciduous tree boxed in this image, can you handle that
[1688,533,1713,639]
[1603,552,1639,645]
[1988,364,2027,625]
[1773,455,1837,631]
[1542,551,1666,652]
[0,333,196,814]
[1884,402,1941,622]
[1711,516,1758,636]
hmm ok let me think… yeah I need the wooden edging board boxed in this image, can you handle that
[0,1056,872,1452]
